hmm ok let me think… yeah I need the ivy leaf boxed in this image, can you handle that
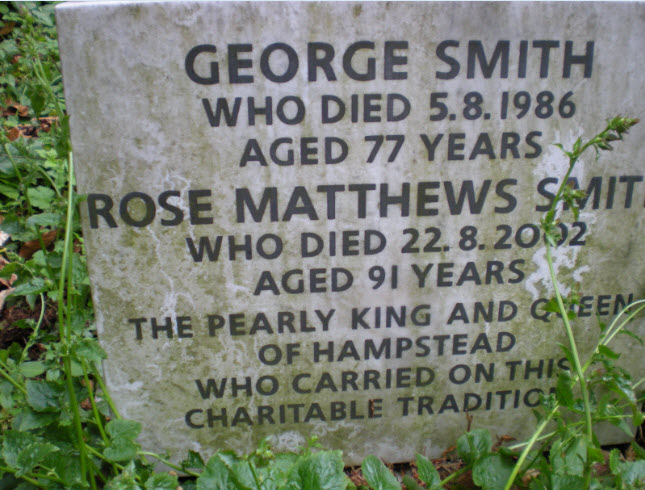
[285,451,349,490]
[472,453,515,490]
[361,455,400,490]
[457,429,492,465]
[415,454,441,488]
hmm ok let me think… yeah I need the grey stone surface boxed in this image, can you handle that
[57,2,645,464]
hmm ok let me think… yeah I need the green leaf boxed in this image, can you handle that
[402,475,423,490]
[26,212,62,228]
[104,437,140,463]
[26,379,63,412]
[0,182,19,200]
[415,454,441,488]
[106,419,142,441]
[72,338,107,363]
[19,361,47,378]
[2,430,38,467]
[556,370,574,408]
[12,277,49,296]
[208,452,255,489]
[550,436,586,476]
[144,473,179,489]
[16,442,59,475]
[196,455,232,490]
[286,451,349,490]
[456,429,492,465]
[361,455,400,490]
[597,345,620,360]
[26,186,55,210]
[550,474,585,490]
[472,453,515,490]
[12,408,57,431]
[182,449,206,471]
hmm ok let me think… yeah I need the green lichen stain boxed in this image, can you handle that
[353,5,362,18]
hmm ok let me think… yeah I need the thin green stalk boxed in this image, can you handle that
[56,150,88,482]
[0,362,27,395]
[600,300,645,347]
[545,244,593,481]
[503,404,559,490]
[90,361,122,419]
[0,464,66,486]
[19,293,45,364]
[439,464,471,487]
[138,451,201,478]
[81,360,109,444]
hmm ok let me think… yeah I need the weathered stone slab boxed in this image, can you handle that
[56,2,645,464]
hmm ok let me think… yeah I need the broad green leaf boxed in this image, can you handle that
[26,212,62,228]
[16,442,59,475]
[550,436,586,476]
[2,430,38,467]
[210,451,255,489]
[12,408,57,431]
[144,473,179,489]
[286,451,348,490]
[415,454,441,488]
[196,455,232,490]
[72,338,107,363]
[26,186,56,210]
[12,277,49,296]
[361,455,400,490]
[550,474,585,490]
[26,379,63,412]
[19,361,47,378]
[106,419,142,441]
[472,453,515,490]
[456,429,491,465]
[104,438,139,463]
[0,182,19,200]
[182,449,206,471]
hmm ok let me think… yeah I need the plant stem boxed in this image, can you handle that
[0,361,27,395]
[138,451,201,478]
[56,150,88,482]
[439,464,470,487]
[545,243,593,442]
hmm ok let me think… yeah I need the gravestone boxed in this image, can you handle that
[56,2,645,464]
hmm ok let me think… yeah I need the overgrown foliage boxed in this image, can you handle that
[0,3,643,489]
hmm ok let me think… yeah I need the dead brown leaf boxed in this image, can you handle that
[19,230,58,259]
[6,127,20,141]
[0,21,16,37]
